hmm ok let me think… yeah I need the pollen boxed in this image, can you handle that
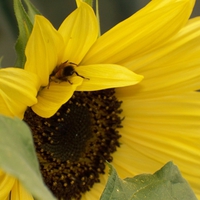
[24,89,123,200]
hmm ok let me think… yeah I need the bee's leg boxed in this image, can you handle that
[47,76,52,89]
[62,60,76,66]
[74,71,90,80]
[60,77,73,85]
[48,76,65,89]
[67,79,73,84]
[68,61,77,66]
[47,82,51,89]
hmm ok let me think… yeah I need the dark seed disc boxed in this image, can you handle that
[24,89,123,200]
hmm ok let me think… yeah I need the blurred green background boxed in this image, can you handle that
[0,0,200,67]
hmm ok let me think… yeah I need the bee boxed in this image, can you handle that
[48,61,89,88]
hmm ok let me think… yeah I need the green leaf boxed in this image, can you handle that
[23,0,41,24]
[0,115,56,200]
[14,0,33,68]
[100,162,197,200]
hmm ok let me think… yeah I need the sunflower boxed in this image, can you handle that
[80,0,200,198]
[23,0,142,118]
[0,0,200,199]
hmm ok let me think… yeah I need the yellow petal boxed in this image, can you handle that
[0,92,28,119]
[125,17,200,74]
[149,0,194,10]
[32,76,83,118]
[116,59,200,100]
[58,1,98,64]
[115,91,200,198]
[0,68,39,105]
[0,170,15,200]
[75,0,82,7]
[82,0,195,64]
[116,19,200,99]
[75,64,143,91]
[11,181,34,200]
[0,68,39,119]
[25,15,65,86]
[0,93,13,117]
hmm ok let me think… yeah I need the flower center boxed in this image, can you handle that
[24,89,122,200]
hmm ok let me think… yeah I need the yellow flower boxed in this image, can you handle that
[80,0,200,199]
[0,0,200,199]
[23,0,142,118]
[0,1,142,119]
[0,169,33,200]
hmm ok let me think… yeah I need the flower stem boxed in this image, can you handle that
[83,0,93,7]
[96,0,101,36]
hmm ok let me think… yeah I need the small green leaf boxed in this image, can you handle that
[0,115,56,200]
[23,0,41,23]
[100,162,197,200]
[14,0,33,68]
